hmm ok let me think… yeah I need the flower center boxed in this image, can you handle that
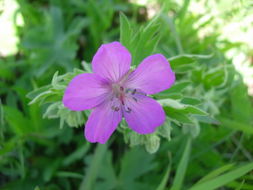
[110,83,146,113]
[111,83,127,106]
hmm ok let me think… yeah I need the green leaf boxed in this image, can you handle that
[170,137,192,190]
[166,108,193,124]
[230,82,253,124]
[156,164,171,190]
[34,186,40,190]
[194,115,219,125]
[168,54,212,73]
[56,171,83,179]
[120,12,132,47]
[159,99,208,116]
[183,106,208,116]
[196,163,235,184]
[165,81,191,93]
[3,106,31,136]
[26,85,51,100]
[219,117,253,135]
[121,15,161,66]
[189,162,253,190]
[155,93,183,100]
[0,98,4,129]
[155,81,190,99]
[119,147,156,187]
[79,144,108,190]
[181,97,201,105]
[43,158,62,182]
[95,151,118,190]
[203,66,226,88]
[63,143,90,166]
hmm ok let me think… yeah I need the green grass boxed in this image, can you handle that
[0,0,253,189]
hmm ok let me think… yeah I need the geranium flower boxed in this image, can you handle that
[63,42,175,144]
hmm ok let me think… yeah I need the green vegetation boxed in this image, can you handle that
[1,0,253,189]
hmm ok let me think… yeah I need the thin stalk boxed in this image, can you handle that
[79,143,107,190]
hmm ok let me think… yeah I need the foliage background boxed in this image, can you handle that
[0,0,253,189]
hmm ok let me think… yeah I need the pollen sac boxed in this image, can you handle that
[111,106,120,111]
[125,107,132,113]
[133,97,138,102]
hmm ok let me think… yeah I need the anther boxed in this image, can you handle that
[125,107,132,113]
[120,86,124,91]
[133,97,138,102]
[132,89,137,95]
[111,106,120,111]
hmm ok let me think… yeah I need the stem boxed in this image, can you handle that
[79,143,107,190]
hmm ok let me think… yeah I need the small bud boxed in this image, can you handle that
[145,134,160,154]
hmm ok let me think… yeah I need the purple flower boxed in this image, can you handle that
[63,42,175,144]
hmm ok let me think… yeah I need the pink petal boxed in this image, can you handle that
[126,54,175,94]
[63,73,110,111]
[92,41,131,82]
[85,100,122,144]
[124,96,166,134]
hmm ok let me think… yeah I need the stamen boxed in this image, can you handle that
[126,89,131,93]
[120,86,124,91]
[132,89,136,95]
[133,97,138,102]
[125,107,132,113]
[111,106,120,111]
[136,91,147,96]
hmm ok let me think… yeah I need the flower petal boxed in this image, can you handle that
[124,96,166,134]
[85,101,122,144]
[126,54,175,94]
[63,73,110,111]
[92,41,131,82]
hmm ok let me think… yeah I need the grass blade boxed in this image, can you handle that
[189,162,253,190]
[170,136,192,190]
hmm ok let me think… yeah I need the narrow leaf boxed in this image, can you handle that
[190,162,253,190]
[170,137,192,190]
